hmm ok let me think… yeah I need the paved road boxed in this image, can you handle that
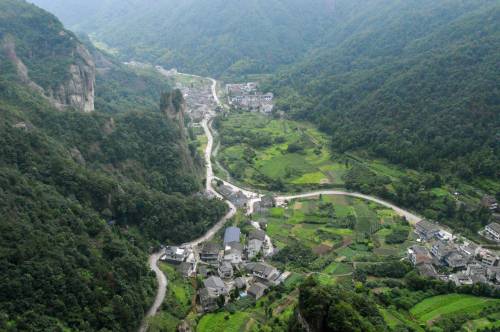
[140,68,424,331]
[138,250,167,332]
[276,191,422,225]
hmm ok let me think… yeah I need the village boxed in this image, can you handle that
[159,192,289,313]
[226,82,274,114]
[408,195,500,287]
[152,68,500,326]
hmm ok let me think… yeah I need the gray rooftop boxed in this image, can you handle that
[204,276,225,289]
[486,222,500,234]
[202,242,220,255]
[417,220,440,233]
[248,282,267,295]
[249,229,266,242]
[224,227,241,245]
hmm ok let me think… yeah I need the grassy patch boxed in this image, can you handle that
[410,294,500,323]
[197,312,249,332]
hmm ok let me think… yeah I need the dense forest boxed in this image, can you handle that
[271,0,500,180]
[0,1,226,330]
[289,278,387,332]
[29,0,336,78]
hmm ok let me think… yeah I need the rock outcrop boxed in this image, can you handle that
[2,35,95,113]
[48,44,95,113]
[160,89,198,174]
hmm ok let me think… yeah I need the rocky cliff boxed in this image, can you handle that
[2,36,95,113]
[0,1,95,112]
[48,44,95,112]
[160,89,198,174]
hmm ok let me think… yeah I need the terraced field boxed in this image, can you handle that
[216,112,349,188]
[410,294,500,324]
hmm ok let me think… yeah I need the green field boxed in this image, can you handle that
[197,312,250,332]
[410,294,500,323]
[217,112,349,188]
[258,195,412,268]
[152,262,194,331]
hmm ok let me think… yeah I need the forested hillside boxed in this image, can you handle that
[0,1,226,330]
[29,0,335,78]
[272,0,500,181]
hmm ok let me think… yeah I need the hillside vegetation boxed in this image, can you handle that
[0,1,226,330]
[29,0,336,78]
[272,0,500,181]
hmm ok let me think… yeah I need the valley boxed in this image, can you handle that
[140,71,500,332]
[3,1,499,331]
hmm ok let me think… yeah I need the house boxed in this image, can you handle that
[249,229,266,242]
[408,246,432,266]
[224,227,241,245]
[466,264,487,277]
[247,239,263,259]
[486,266,500,283]
[261,195,275,208]
[459,242,479,260]
[481,195,499,211]
[248,262,281,284]
[198,288,218,313]
[229,191,248,208]
[203,276,228,296]
[484,223,500,242]
[444,252,467,269]
[247,282,268,300]
[224,241,243,264]
[200,243,220,263]
[262,93,274,102]
[479,250,498,266]
[218,261,234,279]
[177,262,195,277]
[431,241,453,261]
[415,220,441,240]
[451,272,473,286]
[437,230,453,241]
[234,277,247,289]
[471,274,488,284]
[161,246,187,264]
[417,263,438,278]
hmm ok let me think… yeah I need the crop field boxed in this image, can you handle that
[259,195,410,264]
[410,294,500,324]
[216,112,349,188]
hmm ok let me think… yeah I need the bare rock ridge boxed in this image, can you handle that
[49,44,95,113]
[2,35,95,113]
[161,89,198,174]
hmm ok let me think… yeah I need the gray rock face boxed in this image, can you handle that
[2,36,95,113]
[47,44,96,112]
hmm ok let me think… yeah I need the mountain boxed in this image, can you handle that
[0,1,226,330]
[2,0,95,112]
[271,0,500,180]
[28,0,336,78]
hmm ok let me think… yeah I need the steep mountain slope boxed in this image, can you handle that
[0,1,226,330]
[1,0,95,111]
[272,0,500,179]
[29,0,336,78]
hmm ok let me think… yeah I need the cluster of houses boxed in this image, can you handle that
[162,214,286,314]
[408,220,500,287]
[226,82,274,114]
[197,224,286,312]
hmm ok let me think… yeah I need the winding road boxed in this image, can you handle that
[139,68,424,331]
